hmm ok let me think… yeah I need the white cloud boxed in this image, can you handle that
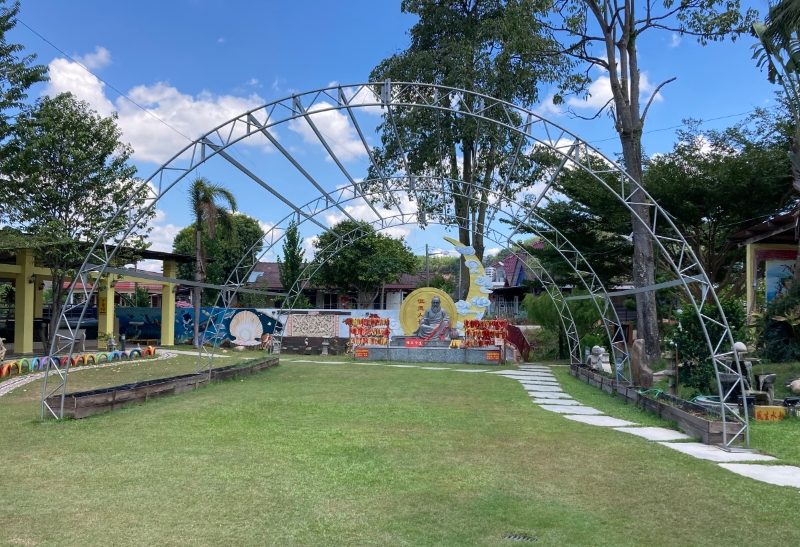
[217,37,225,43]
[669,33,681,48]
[247,78,259,86]
[566,71,663,113]
[44,50,269,164]
[287,101,367,162]
[75,46,111,70]
[303,236,318,259]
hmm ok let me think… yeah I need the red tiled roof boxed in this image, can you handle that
[248,262,424,291]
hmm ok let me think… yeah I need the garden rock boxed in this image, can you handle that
[791,379,800,394]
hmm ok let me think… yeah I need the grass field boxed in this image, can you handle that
[1,356,799,546]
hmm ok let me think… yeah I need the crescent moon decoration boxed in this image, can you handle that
[443,236,493,334]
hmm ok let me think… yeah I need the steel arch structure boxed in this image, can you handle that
[42,82,748,446]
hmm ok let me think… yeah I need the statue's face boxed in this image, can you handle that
[431,297,440,311]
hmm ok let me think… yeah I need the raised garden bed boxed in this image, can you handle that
[570,363,741,444]
[47,357,279,419]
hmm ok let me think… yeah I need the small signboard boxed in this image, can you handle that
[486,350,501,362]
[405,338,425,348]
[98,297,107,314]
[355,348,370,359]
[754,405,786,421]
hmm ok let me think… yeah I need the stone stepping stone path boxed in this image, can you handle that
[540,404,604,415]
[532,398,583,405]
[718,464,800,488]
[527,391,573,399]
[657,442,777,463]
[496,363,797,489]
[564,415,639,427]
[613,427,692,442]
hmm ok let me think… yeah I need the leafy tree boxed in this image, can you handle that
[753,0,800,281]
[546,0,758,364]
[173,213,264,306]
[644,115,793,295]
[428,273,456,295]
[312,220,417,309]
[187,177,237,346]
[133,286,151,308]
[0,92,151,346]
[0,1,47,139]
[523,291,602,359]
[367,0,578,297]
[276,219,312,309]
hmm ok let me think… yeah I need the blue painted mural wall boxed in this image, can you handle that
[116,307,282,345]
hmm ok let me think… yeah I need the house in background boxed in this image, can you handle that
[247,262,424,310]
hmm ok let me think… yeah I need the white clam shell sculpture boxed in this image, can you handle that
[229,310,263,344]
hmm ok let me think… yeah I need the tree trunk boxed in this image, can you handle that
[791,130,800,284]
[193,227,202,348]
[620,132,660,364]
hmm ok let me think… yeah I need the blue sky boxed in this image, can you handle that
[13,0,781,269]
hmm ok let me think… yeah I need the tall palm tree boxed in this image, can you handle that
[188,177,237,347]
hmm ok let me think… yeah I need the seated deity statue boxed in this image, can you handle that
[412,296,451,341]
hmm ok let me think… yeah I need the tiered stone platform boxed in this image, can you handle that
[355,337,503,365]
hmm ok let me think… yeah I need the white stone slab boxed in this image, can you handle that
[531,398,583,406]
[719,464,800,488]
[519,365,549,369]
[657,442,777,462]
[500,374,556,380]
[453,369,489,372]
[486,370,521,374]
[540,405,603,415]
[520,382,561,388]
[564,415,638,427]
[355,362,385,366]
[387,364,418,368]
[527,391,573,399]
[521,384,563,392]
[613,427,693,441]
[419,367,449,370]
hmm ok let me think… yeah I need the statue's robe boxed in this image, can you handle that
[413,308,451,340]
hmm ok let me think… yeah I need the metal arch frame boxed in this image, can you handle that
[195,182,630,379]
[42,81,746,447]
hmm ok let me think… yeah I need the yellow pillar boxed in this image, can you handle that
[746,243,756,324]
[97,277,116,341]
[160,260,176,346]
[13,248,35,355]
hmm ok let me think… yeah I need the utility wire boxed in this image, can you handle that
[18,19,193,143]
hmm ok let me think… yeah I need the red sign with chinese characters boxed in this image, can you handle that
[405,338,425,348]
[355,348,370,359]
[486,350,501,362]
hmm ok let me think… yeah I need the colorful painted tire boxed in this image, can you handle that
[128,349,142,358]
[60,356,76,367]
[109,351,120,362]
[19,358,31,373]
[85,354,96,365]
[119,351,129,360]
[96,353,109,363]
[29,357,41,371]
[74,355,86,366]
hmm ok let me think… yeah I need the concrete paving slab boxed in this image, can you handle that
[386,364,418,368]
[527,391,573,399]
[499,373,556,379]
[657,442,777,462]
[564,415,639,427]
[531,398,583,406]
[613,427,693,441]
[520,384,563,392]
[419,367,449,370]
[519,365,549,369]
[519,381,561,387]
[452,369,490,372]
[541,405,603,415]
[485,370,521,374]
[719,464,800,488]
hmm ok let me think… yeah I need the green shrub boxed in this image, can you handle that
[757,284,800,362]
[526,328,559,361]
[669,296,746,395]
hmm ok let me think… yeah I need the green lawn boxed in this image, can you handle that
[1,357,799,546]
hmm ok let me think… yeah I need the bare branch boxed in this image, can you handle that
[641,77,677,123]
[567,97,615,121]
